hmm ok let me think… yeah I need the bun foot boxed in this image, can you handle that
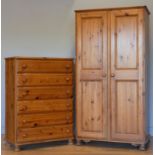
[131,143,139,148]
[83,140,91,143]
[139,144,146,151]
[76,139,81,146]
[139,137,150,151]
[68,139,74,145]
[14,145,20,151]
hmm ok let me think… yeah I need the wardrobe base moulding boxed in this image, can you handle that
[75,137,150,151]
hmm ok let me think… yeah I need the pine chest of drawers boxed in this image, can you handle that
[5,57,74,150]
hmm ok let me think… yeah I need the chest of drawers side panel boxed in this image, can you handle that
[5,58,17,144]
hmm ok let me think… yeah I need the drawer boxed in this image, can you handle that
[17,124,73,143]
[16,59,73,73]
[17,73,72,86]
[18,111,73,128]
[17,99,73,114]
[17,86,73,100]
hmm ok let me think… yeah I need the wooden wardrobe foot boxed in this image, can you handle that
[14,145,20,152]
[76,139,81,146]
[68,139,74,145]
[139,138,150,151]
[83,140,91,144]
[131,143,139,148]
[139,144,146,151]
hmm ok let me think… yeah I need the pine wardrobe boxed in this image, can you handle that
[75,6,149,150]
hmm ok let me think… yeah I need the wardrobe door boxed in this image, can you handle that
[110,9,145,142]
[76,11,108,139]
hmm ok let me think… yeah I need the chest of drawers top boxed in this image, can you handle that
[6,57,73,73]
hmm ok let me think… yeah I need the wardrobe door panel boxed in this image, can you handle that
[82,18,103,69]
[82,81,103,132]
[116,16,138,69]
[110,9,145,142]
[116,81,138,134]
[76,11,108,139]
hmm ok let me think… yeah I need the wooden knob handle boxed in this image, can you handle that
[22,64,27,69]
[66,103,70,107]
[91,100,94,104]
[111,73,115,77]
[22,78,28,83]
[103,73,107,77]
[66,77,70,81]
[22,90,29,97]
[19,105,27,111]
[66,129,70,133]
[66,90,70,94]
[66,65,70,69]
[22,92,27,97]
[22,120,27,123]
[125,13,129,16]
[66,116,70,120]
[22,134,27,138]
[33,123,38,127]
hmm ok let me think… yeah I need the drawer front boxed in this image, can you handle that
[17,73,72,86]
[17,59,73,73]
[17,124,73,143]
[17,86,73,100]
[17,99,73,114]
[18,112,73,128]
